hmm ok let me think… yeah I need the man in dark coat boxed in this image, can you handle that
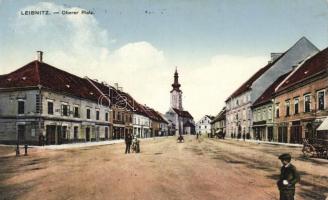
[125,133,132,154]
[277,153,300,200]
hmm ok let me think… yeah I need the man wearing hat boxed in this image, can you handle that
[277,153,300,200]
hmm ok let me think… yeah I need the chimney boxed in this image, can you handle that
[37,51,43,62]
[270,53,283,63]
[114,83,119,90]
[118,87,123,92]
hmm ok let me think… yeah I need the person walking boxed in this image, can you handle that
[39,134,45,146]
[125,133,132,154]
[277,153,300,200]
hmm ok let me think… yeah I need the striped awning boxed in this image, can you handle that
[317,117,328,131]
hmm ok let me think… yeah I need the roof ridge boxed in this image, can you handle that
[275,53,317,92]
[226,37,319,101]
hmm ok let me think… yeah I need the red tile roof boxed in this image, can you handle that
[252,71,292,107]
[143,107,165,122]
[89,79,169,122]
[89,80,163,119]
[89,80,145,112]
[226,53,285,101]
[0,60,103,103]
[276,47,328,93]
[0,60,173,119]
[172,108,193,119]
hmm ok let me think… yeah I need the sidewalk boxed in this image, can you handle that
[223,138,303,147]
[0,136,172,150]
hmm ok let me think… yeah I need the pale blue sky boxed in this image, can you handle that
[1,0,327,63]
[0,0,327,119]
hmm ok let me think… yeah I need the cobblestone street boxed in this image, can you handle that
[0,136,327,200]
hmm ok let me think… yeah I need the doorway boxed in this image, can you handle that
[17,125,25,144]
[86,127,90,142]
[278,126,288,143]
[46,125,56,145]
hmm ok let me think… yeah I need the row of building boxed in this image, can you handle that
[209,37,328,143]
[0,52,196,145]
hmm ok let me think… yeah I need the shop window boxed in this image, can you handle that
[74,127,78,140]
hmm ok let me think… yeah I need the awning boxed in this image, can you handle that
[317,117,328,131]
[215,130,222,133]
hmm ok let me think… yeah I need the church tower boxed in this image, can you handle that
[170,68,183,110]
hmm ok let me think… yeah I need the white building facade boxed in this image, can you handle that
[226,37,319,139]
[196,115,213,135]
[133,113,150,138]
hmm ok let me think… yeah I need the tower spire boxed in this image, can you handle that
[172,67,181,91]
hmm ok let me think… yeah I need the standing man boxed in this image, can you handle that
[277,153,300,200]
[125,133,132,154]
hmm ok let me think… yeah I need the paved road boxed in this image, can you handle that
[0,136,327,200]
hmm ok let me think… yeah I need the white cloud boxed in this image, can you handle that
[183,55,267,121]
[4,2,269,121]
[10,2,110,73]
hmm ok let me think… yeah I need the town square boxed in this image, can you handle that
[0,136,328,200]
[0,1,328,200]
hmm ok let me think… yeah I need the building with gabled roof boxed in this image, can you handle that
[196,115,214,136]
[211,107,226,138]
[251,72,292,141]
[165,69,195,135]
[273,47,328,143]
[225,37,319,140]
[0,52,111,145]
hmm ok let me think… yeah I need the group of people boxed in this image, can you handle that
[124,133,140,154]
